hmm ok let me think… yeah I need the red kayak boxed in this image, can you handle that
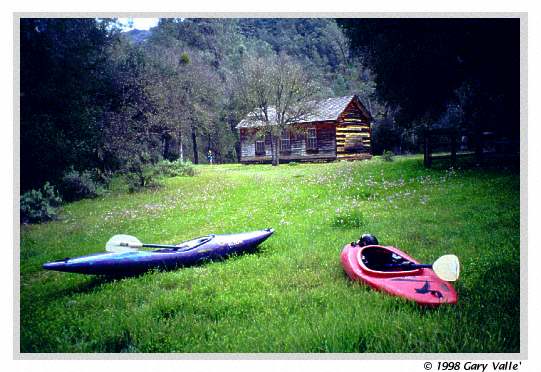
[341,243,458,306]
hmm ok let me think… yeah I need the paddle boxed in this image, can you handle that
[385,254,460,282]
[105,234,178,252]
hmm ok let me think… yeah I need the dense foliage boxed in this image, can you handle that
[21,18,520,193]
[339,18,520,140]
[20,19,118,191]
[21,18,378,193]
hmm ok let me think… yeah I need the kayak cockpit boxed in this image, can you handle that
[153,235,214,253]
[358,246,418,273]
[175,236,213,249]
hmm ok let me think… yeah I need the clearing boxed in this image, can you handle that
[19,155,520,353]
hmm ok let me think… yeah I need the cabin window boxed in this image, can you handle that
[307,128,317,150]
[255,140,265,155]
[280,132,291,152]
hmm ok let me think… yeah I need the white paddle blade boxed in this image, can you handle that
[432,254,460,282]
[106,234,143,252]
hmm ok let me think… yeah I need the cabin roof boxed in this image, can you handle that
[236,95,371,129]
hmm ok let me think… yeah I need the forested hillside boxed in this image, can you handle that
[20,18,519,197]
[21,18,380,193]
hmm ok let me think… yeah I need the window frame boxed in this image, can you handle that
[306,128,318,151]
[280,131,291,153]
[255,140,266,155]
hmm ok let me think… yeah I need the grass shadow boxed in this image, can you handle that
[430,153,519,172]
[45,275,121,301]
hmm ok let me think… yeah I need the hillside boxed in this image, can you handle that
[125,29,151,43]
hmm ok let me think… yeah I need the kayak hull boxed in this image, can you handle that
[340,244,457,306]
[43,229,274,276]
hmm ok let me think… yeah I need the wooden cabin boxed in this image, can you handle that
[236,95,373,163]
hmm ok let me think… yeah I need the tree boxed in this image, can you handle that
[144,24,225,164]
[101,40,162,186]
[338,18,520,143]
[236,53,319,166]
[20,18,120,191]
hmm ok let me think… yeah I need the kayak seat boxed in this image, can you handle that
[360,247,417,272]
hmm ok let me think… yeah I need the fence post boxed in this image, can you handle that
[475,130,484,163]
[423,128,432,168]
[451,131,457,166]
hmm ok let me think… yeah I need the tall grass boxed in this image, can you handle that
[20,155,520,352]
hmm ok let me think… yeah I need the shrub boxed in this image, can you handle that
[288,161,299,166]
[121,155,161,193]
[20,182,62,224]
[124,172,141,193]
[382,150,395,162]
[91,168,113,187]
[155,160,196,177]
[125,165,160,193]
[179,52,190,65]
[60,168,102,202]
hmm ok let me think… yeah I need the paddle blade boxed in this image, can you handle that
[106,234,143,252]
[432,254,460,281]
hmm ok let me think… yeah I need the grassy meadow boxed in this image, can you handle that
[19,155,520,353]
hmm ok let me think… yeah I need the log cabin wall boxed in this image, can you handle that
[239,123,336,163]
[335,100,372,161]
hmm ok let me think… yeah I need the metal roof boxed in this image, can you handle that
[236,95,363,129]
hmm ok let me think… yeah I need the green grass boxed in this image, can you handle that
[19,155,520,353]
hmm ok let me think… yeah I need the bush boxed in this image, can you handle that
[125,165,159,193]
[288,161,299,166]
[20,182,62,224]
[121,155,160,193]
[382,150,395,162]
[155,160,196,177]
[91,168,113,187]
[60,168,103,202]
[125,172,142,193]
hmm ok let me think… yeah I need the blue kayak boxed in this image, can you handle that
[42,229,274,276]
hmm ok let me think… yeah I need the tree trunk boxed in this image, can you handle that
[271,135,279,166]
[178,130,184,162]
[207,133,214,164]
[163,135,170,159]
[451,132,457,165]
[474,127,483,163]
[233,125,241,162]
[162,136,166,158]
[423,128,432,168]
[270,134,275,166]
[191,126,199,164]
